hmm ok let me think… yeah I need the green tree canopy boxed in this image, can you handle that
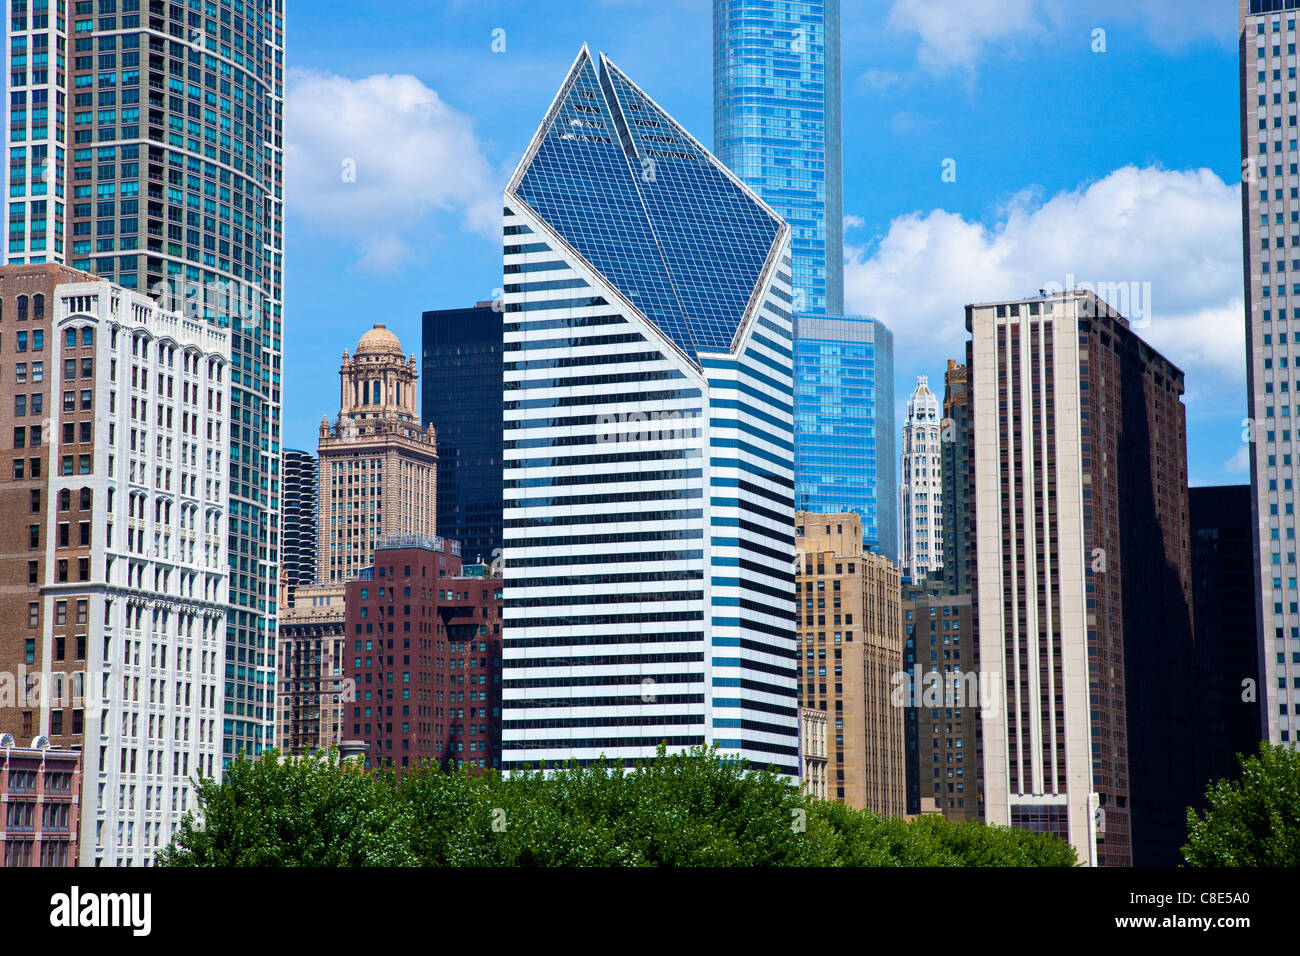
[156,748,415,866]
[159,744,1077,867]
[1183,742,1300,866]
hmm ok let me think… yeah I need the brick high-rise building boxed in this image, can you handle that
[1,0,288,763]
[940,359,971,596]
[344,535,502,772]
[900,356,982,822]
[318,325,438,586]
[0,264,86,751]
[795,511,905,814]
[0,265,229,866]
[0,739,81,868]
[902,577,980,821]
[968,289,1196,866]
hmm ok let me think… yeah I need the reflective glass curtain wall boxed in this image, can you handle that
[714,0,840,317]
[421,303,503,565]
[794,315,896,561]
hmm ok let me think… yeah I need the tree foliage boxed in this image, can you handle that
[1183,742,1300,867]
[159,745,1077,867]
[156,748,416,866]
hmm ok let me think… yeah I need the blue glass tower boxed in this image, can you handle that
[715,0,896,560]
[714,0,840,316]
[794,315,896,560]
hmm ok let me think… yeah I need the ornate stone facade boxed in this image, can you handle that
[316,325,437,585]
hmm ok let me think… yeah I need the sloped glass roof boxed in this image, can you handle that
[512,49,783,362]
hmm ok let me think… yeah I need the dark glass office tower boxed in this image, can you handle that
[1190,485,1265,785]
[421,302,502,563]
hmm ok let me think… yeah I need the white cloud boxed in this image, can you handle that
[285,70,500,269]
[1225,443,1250,475]
[884,0,1228,75]
[859,68,902,91]
[844,164,1245,414]
[886,0,1060,74]
[889,110,936,134]
[843,214,865,231]
[351,236,423,277]
[1085,0,1234,51]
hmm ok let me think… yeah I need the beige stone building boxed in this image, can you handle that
[317,325,438,585]
[799,707,828,801]
[275,576,347,756]
[795,511,905,816]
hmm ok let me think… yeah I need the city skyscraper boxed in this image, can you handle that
[940,359,972,596]
[715,1,895,561]
[1239,0,1299,749]
[501,47,798,773]
[714,0,840,315]
[344,536,502,773]
[969,289,1197,866]
[900,376,942,581]
[281,448,317,599]
[0,266,230,866]
[421,301,503,565]
[901,578,979,820]
[793,314,897,560]
[795,511,905,813]
[275,580,345,757]
[1189,485,1265,784]
[2,0,287,761]
[317,325,438,586]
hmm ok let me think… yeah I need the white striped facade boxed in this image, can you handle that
[499,124,799,773]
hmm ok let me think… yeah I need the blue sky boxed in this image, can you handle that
[283,0,1243,485]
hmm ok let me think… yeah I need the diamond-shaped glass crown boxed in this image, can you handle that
[509,48,785,361]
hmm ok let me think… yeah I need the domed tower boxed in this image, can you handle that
[316,325,439,585]
[338,324,420,423]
